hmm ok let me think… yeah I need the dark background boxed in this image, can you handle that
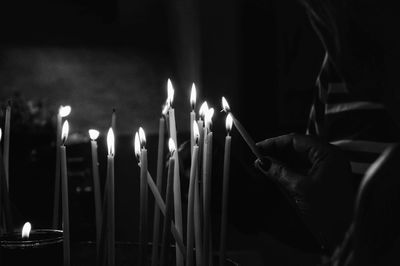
[0,0,325,264]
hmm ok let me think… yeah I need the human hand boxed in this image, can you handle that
[255,133,354,253]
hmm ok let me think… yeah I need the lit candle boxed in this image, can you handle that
[0,222,63,266]
[138,127,148,266]
[151,110,166,266]
[222,97,262,160]
[134,136,185,258]
[53,105,71,229]
[219,114,233,266]
[190,83,197,157]
[167,79,184,266]
[106,128,115,266]
[3,101,11,192]
[203,107,214,266]
[160,139,176,266]
[60,120,70,266]
[88,129,102,260]
[186,122,200,266]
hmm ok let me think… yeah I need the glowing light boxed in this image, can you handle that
[107,128,115,156]
[138,127,146,147]
[22,222,31,239]
[61,120,69,144]
[199,101,208,119]
[167,79,175,107]
[88,129,100,140]
[59,105,71,118]
[134,132,140,160]
[205,108,215,130]
[221,97,230,113]
[168,138,176,155]
[193,121,200,144]
[190,83,197,110]
[226,113,233,133]
[0,128,2,141]
[162,104,169,116]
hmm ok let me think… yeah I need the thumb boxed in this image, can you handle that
[255,157,304,194]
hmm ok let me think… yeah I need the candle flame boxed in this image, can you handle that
[22,222,31,239]
[190,83,197,110]
[199,101,208,118]
[61,120,69,144]
[193,121,200,144]
[221,97,230,113]
[134,132,140,161]
[138,127,146,148]
[0,128,2,141]
[88,129,100,140]
[107,128,115,156]
[59,105,71,118]
[168,138,176,155]
[162,104,169,116]
[226,113,233,133]
[167,79,175,107]
[205,108,215,130]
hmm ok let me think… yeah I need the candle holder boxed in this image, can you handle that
[0,229,63,266]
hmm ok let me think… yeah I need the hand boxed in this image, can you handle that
[255,133,354,253]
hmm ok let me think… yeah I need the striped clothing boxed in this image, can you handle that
[307,53,400,188]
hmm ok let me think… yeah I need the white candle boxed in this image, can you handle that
[53,105,71,229]
[219,114,232,266]
[106,128,115,266]
[167,79,184,266]
[89,129,102,259]
[222,97,262,159]
[60,120,70,266]
[186,122,200,266]
[160,139,176,266]
[3,101,11,192]
[151,115,166,266]
[138,127,148,266]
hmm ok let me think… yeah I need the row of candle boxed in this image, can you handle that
[0,78,262,266]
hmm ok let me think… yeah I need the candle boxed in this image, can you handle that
[167,79,184,266]
[0,222,63,266]
[134,136,185,257]
[186,122,200,266]
[106,128,115,266]
[88,129,102,260]
[151,114,166,266]
[219,114,233,266]
[3,101,11,192]
[160,138,176,266]
[190,83,197,157]
[138,127,148,266]
[53,105,71,229]
[221,97,263,160]
[60,120,70,266]
[0,129,12,232]
[203,108,214,266]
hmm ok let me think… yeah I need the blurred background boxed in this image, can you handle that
[0,0,325,264]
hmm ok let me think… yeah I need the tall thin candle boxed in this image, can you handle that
[60,120,70,266]
[106,128,115,266]
[160,139,176,266]
[167,79,184,266]
[221,97,262,160]
[219,114,233,266]
[53,105,71,229]
[151,115,166,266]
[89,129,102,260]
[138,127,148,266]
[186,122,200,266]
[3,101,11,192]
